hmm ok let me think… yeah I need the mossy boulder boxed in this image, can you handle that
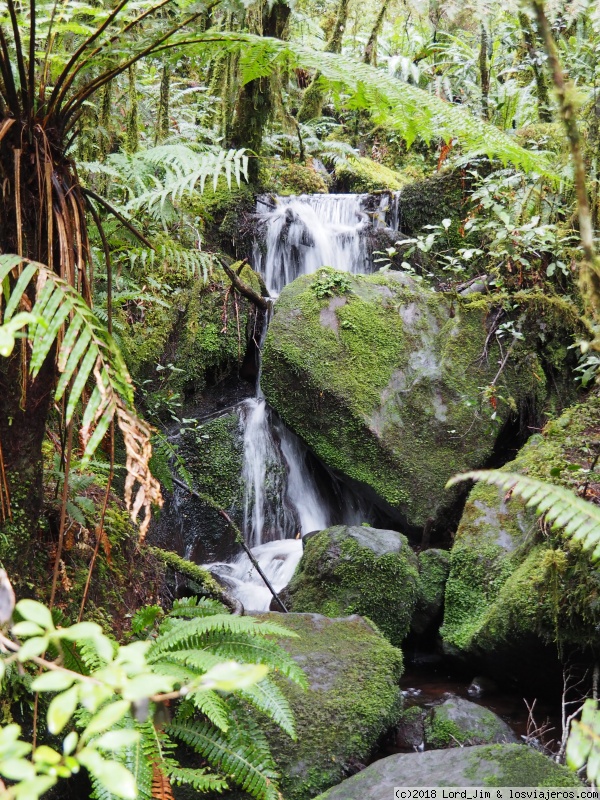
[149,411,245,563]
[261,159,330,195]
[424,695,518,748]
[261,270,577,532]
[287,526,420,645]
[333,156,410,193]
[314,745,580,797]
[441,392,600,668]
[256,612,404,800]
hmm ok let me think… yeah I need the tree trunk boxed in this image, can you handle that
[363,0,389,66]
[229,0,291,180]
[479,24,490,121]
[519,11,553,123]
[297,0,350,123]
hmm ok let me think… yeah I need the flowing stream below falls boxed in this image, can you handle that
[202,192,402,610]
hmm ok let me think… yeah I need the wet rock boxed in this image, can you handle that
[255,612,404,800]
[393,706,426,750]
[412,549,450,634]
[262,270,579,532]
[468,676,499,697]
[286,525,420,645]
[441,392,600,677]
[425,694,519,748]
[313,744,581,798]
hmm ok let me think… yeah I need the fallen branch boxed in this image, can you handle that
[220,259,270,311]
[171,477,288,612]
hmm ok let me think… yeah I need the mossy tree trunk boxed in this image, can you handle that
[518,12,553,123]
[363,0,390,66]
[297,0,350,123]
[229,0,291,181]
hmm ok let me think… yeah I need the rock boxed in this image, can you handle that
[425,694,518,748]
[313,744,581,798]
[412,549,450,634]
[441,392,600,673]
[468,676,499,697]
[256,612,404,800]
[286,525,420,645]
[262,270,579,532]
[149,411,245,563]
[393,706,426,750]
[333,156,411,192]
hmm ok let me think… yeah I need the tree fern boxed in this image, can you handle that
[0,254,162,537]
[447,470,600,559]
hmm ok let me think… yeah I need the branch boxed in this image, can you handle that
[221,260,269,311]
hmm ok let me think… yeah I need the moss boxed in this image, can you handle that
[148,546,225,600]
[261,159,329,195]
[257,612,404,800]
[120,264,259,406]
[287,527,420,646]
[465,745,581,787]
[262,271,573,529]
[334,156,411,193]
[442,392,600,657]
[424,716,469,748]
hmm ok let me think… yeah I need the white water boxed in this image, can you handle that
[203,192,392,610]
[253,192,400,295]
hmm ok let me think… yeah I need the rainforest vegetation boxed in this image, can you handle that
[1,0,600,797]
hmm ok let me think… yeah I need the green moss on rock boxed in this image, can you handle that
[334,156,411,192]
[424,696,518,749]
[256,612,404,800]
[441,392,600,659]
[287,526,420,645]
[261,159,330,195]
[262,270,576,529]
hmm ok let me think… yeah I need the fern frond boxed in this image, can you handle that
[187,689,231,732]
[164,764,228,793]
[149,615,296,658]
[166,720,280,800]
[447,470,600,558]
[237,678,296,739]
[167,596,228,618]
[0,255,162,537]
[151,762,175,800]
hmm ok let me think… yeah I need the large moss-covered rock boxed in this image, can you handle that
[412,548,450,634]
[261,270,577,531]
[287,526,420,645]
[441,392,600,666]
[257,612,404,800]
[314,745,580,798]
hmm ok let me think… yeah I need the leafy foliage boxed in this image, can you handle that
[0,254,161,537]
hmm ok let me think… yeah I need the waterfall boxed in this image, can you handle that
[203,192,389,610]
[253,192,400,296]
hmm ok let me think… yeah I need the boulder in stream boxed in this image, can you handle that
[441,392,600,676]
[255,612,404,800]
[424,694,519,748]
[286,525,420,645]
[262,270,579,533]
[313,745,581,798]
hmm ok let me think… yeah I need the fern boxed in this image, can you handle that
[166,719,280,800]
[163,764,228,793]
[447,470,600,559]
[0,254,162,537]
[237,679,297,739]
[183,32,554,176]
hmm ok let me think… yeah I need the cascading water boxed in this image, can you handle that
[204,191,396,610]
[253,192,400,295]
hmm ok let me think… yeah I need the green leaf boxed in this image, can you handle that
[82,700,131,741]
[16,599,54,630]
[32,745,62,765]
[47,685,79,734]
[90,729,140,752]
[31,670,76,693]
[79,750,137,800]
[0,757,36,780]
[11,621,45,638]
[17,636,50,662]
